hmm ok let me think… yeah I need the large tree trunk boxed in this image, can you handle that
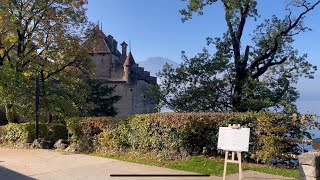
[48,114,53,123]
[0,106,8,125]
[232,64,249,112]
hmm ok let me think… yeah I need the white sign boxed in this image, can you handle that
[217,127,250,152]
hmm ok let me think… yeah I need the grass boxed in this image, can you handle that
[89,152,299,179]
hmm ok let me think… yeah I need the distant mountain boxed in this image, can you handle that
[138,57,179,77]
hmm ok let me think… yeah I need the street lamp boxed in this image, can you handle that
[0,43,4,65]
[35,78,40,139]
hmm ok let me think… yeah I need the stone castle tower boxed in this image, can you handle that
[86,24,157,117]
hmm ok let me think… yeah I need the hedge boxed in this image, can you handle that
[66,112,318,164]
[66,116,117,152]
[0,122,68,143]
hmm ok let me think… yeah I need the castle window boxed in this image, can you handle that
[130,89,133,92]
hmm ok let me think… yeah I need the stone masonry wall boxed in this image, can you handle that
[106,82,133,117]
[91,53,112,79]
[299,152,320,180]
[132,80,157,114]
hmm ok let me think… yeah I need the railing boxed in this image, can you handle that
[283,137,320,150]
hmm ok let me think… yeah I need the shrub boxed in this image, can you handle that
[114,113,234,160]
[107,112,317,163]
[65,112,318,165]
[79,117,118,136]
[66,117,82,143]
[66,116,118,152]
[47,124,68,141]
[0,123,68,143]
[4,123,28,142]
[0,125,5,143]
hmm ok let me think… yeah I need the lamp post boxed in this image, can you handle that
[35,78,40,139]
[0,43,4,65]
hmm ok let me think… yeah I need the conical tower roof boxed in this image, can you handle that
[124,52,136,66]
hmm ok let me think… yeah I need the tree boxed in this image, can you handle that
[84,79,121,117]
[157,0,319,113]
[0,0,93,122]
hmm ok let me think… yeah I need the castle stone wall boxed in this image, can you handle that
[92,53,112,79]
[88,26,157,117]
[132,80,157,114]
[106,82,133,117]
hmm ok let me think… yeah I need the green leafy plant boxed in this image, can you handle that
[65,112,318,166]
[66,116,119,152]
[0,123,67,143]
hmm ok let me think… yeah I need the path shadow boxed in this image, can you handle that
[0,166,36,180]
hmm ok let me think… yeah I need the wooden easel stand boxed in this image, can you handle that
[222,151,242,180]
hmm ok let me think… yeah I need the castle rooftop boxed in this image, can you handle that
[124,52,136,66]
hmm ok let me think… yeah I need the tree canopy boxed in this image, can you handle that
[0,0,119,123]
[85,79,121,117]
[157,0,319,113]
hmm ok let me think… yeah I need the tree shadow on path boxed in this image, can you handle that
[0,166,36,180]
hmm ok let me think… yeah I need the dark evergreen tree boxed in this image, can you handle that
[85,80,121,117]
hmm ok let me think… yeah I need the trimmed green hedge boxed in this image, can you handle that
[66,112,318,164]
[0,123,68,143]
[66,116,117,152]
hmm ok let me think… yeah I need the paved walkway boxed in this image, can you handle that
[0,148,293,180]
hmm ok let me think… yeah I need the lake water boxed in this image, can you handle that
[296,100,320,150]
[296,100,320,137]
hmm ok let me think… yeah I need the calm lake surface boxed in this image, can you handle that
[296,100,320,150]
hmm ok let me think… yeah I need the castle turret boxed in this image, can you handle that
[120,41,128,56]
[107,35,114,51]
[123,52,136,84]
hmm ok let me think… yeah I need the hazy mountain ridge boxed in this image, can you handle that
[138,57,179,77]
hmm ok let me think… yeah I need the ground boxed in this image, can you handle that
[0,148,293,180]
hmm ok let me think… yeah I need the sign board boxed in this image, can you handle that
[217,127,250,152]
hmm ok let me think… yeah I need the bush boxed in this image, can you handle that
[3,123,29,143]
[65,112,318,165]
[47,124,68,141]
[0,123,68,143]
[108,112,317,163]
[0,125,5,143]
[66,116,118,152]
[66,117,82,143]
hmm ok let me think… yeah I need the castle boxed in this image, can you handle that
[86,25,157,117]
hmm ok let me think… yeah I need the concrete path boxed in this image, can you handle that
[0,148,293,180]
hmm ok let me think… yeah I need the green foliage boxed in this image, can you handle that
[156,0,319,112]
[48,124,68,142]
[84,80,121,117]
[96,112,318,164]
[66,117,83,143]
[0,0,93,123]
[79,117,118,136]
[66,116,118,152]
[0,123,67,143]
[2,123,29,143]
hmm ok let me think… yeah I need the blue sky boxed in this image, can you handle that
[86,0,320,113]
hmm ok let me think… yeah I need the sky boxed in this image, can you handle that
[86,0,320,114]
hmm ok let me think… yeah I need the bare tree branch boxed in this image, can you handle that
[252,56,287,78]
[44,57,80,80]
[250,0,320,75]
